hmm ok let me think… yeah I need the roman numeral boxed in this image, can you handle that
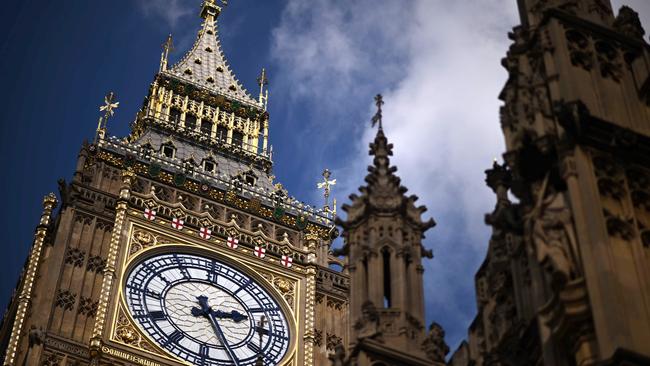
[248,342,261,354]
[163,330,184,346]
[145,289,161,300]
[247,307,279,313]
[207,269,218,283]
[149,311,166,321]
[199,344,209,360]
[234,279,252,295]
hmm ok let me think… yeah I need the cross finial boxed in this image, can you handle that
[371,94,384,130]
[96,92,119,142]
[258,68,269,110]
[159,34,174,72]
[317,169,337,218]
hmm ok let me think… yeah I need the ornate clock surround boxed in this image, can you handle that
[106,220,304,366]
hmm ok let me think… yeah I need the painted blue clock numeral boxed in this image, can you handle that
[199,344,209,361]
[149,310,167,321]
[163,330,184,346]
[145,289,161,300]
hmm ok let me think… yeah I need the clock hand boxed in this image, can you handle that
[191,295,241,366]
[213,309,248,323]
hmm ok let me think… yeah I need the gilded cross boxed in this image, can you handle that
[371,94,384,129]
[100,92,119,118]
[317,169,337,217]
[96,92,119,142]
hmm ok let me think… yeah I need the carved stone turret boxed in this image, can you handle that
[335,104,445,365]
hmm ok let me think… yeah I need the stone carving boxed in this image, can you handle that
[129,228,175,257]
[86,255,107,274]
[328,344,346,366]
[259,271,296,306]
[64,247,86,267]
[566,29,593,71]
[421,322,449,362]
[603,209,635,240]
[40,352,62,366]
[354,301,382,341]
[113,308,157,353]
[613,6,645,39]
[55,289,77,311]
[28,325,45,347]
[314,328,323,347]
[595,40,622,82]
[78,296,98,317]
[528,176,581,290]
[326,333,343,351]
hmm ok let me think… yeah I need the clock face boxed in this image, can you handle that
[124,252,291,366]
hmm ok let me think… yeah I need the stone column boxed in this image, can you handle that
[89,168,134,359]
[3,193,57,366]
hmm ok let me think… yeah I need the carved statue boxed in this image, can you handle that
[421,322,449,362]
[613,6,645,39]
[27,325,45,348]
[355,300,382,341]
[528,175,581,290]
[328,343,347,366]
[57,178,78,207]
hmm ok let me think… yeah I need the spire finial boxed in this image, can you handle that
[96,92,119,142]
[318,169,337,218]
[159,34,174,72]
[257,68,269,110]
[371,94,384,130]
[201,0,226,20]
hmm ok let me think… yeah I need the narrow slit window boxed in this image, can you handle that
[382,247,392,308]
[201,120,212,135]
[169,108,182,124]
[185,114,197,130]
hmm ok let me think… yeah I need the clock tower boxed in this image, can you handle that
[0,1,349,365]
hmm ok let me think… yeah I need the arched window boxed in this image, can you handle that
[382,247,392,308]
[201,120,212,135]
[169,107,181,124]
[217,125,228,142]
[160,142,175,159]
[202,158,217,173]
[185,114,197,130]
[232,131,244,147]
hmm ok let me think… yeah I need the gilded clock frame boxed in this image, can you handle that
[108,220,303,366]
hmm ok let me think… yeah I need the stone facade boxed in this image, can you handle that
[449,1,650,365]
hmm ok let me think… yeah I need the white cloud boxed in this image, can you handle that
[272,0,519,351]
[137,0,195,28]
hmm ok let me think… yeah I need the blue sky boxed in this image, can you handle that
[1,0,648,354]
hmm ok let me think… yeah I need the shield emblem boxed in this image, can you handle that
[148,164,161,177]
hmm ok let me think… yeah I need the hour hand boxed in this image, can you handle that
[213,309,248,323]
[191,295,212,317]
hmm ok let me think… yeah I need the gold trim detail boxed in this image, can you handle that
[258,270,297,309]
[3,193,57,366]
[113,307,158,353]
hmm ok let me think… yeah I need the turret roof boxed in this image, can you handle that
[164,1,260,108]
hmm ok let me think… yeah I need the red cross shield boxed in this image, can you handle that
[227,237,239,249]
[144,208,156,221]
[171,218,184,230]
[199,227,212,239]
[254,246,266,259]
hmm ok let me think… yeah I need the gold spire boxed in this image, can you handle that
[201,0,224,20]
[257,68,269,110]
[159,34,174,72]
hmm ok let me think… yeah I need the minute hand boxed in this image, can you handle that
[207,312,240,366]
